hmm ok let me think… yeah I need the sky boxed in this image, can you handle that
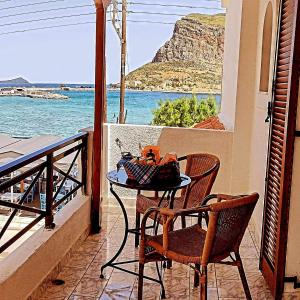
[0,0,224,84]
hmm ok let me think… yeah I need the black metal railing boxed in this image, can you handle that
[0,132,88,254]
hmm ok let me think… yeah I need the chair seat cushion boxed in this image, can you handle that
[146,224,206,264]
[136,194,183,214]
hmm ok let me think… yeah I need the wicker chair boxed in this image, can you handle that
[135,153,220,248]
[137,193,259,300]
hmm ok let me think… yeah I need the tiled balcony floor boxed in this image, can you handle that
[39,204,298,300]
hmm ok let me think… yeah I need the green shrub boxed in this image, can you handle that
[151,95,218,127]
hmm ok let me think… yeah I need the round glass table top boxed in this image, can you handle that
[107,169,191,191]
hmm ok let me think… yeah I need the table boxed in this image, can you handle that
[101,169,191,298]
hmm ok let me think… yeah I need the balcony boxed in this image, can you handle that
[34,204,271,300]
[0,122,299,299]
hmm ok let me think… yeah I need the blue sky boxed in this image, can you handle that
[0,0,224,84]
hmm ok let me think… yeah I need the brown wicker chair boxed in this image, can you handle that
[134,153,220,248]
[137,193,259,300]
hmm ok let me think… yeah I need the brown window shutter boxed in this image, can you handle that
[260,0,300,298]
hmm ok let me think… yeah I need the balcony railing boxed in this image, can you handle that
[0,132,88,255]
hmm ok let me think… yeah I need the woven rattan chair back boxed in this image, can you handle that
[182,154,220,208]
[202,194,259,265]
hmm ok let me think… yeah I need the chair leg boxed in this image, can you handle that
[194,263,200,287]
[167,218,174,269]
[236,253,252,300]
[137,263,145,300]
[181,215,186,229]
[135,211,140,248]
[200,266,207,300]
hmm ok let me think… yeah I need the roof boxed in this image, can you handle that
[0,135,61,155]
[193,116,225,130]
[0,135,77,169]
[0,134,20,149]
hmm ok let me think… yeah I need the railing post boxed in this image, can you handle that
[81,135,88,195]
[45,153,55,229]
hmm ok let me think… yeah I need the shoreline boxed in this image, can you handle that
[0,86,221,95]
[0,88,68,100]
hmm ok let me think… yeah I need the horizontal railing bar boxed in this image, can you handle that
[52,184,82,209]
[0,162,46,191]
[0,199,45,215]
[0,132,88,177]
[53,143,83,163]
[0,214,44,254]
[53,165,81,186]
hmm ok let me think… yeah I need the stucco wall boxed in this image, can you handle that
[0,195,91,300]
[219,0,243,130]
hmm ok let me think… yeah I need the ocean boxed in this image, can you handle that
[0,89,221,138]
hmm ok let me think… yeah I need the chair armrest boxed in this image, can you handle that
[201,194,218,205]
[178,155,187,162]
[141,206,211,254]
[158,206,211,218]
[201,194,247,206]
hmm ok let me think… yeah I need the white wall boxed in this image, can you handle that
[248,0,278,244]
[219,0,243,130]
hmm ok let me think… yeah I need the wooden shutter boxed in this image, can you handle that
[260,0,300,298]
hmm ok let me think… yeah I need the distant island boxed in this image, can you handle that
[0,77,69,100]
[0,77,30,85]
[116,13,225,94]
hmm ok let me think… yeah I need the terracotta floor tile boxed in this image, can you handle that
[73,275,109,297]
[85,257,114,278]
[69,295,97,300]
[73,241,105,257]
[99,271,136,299]
[239,246,259,259]
[191,288,219,300]
[217,279,247,298]
[215,263,240,281]
[282,293,300,300]
[39,206,273,300]
[131,281,162,299]
[65,253,95,270]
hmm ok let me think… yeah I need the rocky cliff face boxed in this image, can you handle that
[153,14,224,66]
[126,13,225,93]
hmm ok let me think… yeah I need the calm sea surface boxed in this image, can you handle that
[0,89,221,138]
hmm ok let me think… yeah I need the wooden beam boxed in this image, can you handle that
[91,1,107,233]
[94,0,112,9]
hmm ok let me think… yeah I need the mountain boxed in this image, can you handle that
[125,13,225,93]
[0,77,30,85]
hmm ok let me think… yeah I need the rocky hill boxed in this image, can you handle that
[125,13,225,93]
[0,77,30,85]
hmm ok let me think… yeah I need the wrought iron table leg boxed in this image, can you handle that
[100,184,129,278]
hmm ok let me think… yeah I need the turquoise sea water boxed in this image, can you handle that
[0,90,221,138]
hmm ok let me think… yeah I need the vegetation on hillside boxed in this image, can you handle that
[126,62,222,93]
[181,13,225,26]
[151,95,218,127]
